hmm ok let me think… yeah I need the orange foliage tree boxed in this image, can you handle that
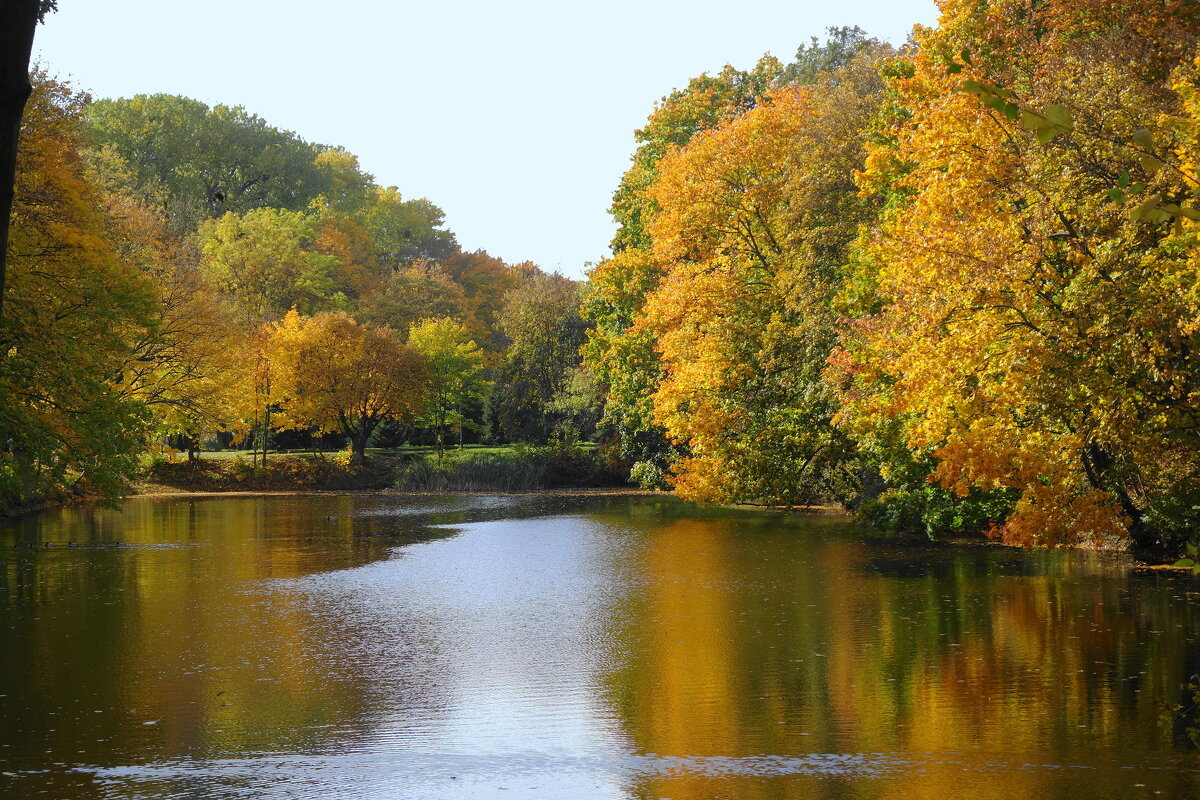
[264,311,426,465]
[836,0,1200,547]
[640,50,888,505]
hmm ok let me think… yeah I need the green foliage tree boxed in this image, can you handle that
[198,208,341,321]
[490,272,588,442]
[359,185,457,268]
[85,94,328,232]
[407,317,488,455]
[313,148,376,216]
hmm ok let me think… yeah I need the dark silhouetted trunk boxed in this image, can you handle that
[0,0,44,321]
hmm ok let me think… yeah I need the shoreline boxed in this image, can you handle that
[10,481,1188,572]
[128,484,664,500]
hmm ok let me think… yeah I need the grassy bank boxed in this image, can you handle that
[139,452,397,492]
[393,444,627,492]
[136,443,629,494]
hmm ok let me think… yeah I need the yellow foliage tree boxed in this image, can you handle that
[1,72,155,505]
[641,50,889,505]
[264,310,426,465]
[837,0,1200,547]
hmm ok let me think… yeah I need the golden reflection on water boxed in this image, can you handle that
[2,495,1200,799]
[6,501,355,744]
[602,513,1200,799]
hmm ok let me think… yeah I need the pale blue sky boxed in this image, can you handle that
[34,0,939,279]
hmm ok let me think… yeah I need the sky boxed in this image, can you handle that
[33,0,940,280]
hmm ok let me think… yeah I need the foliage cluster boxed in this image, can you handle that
[142,452,395,492]
[584,13,1200,553]
[393,443,626,493]
[0,76,604,513]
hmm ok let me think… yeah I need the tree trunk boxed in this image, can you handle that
[350,432,368,467]
[1082,442,1150,549]
[0,0,43,322]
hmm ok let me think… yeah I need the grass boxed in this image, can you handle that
[138,443,626,493]
[139,452,393,492]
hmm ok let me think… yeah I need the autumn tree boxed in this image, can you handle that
[638,49,888,506]
[0,0,54,320]
[198,208,341,321]
[490,271,588,442]
[99,193,246,452]
[836,0,1200,548]
[1,73,155,507]
[439,249,524,353]
[265,311,426,465]
[587,57,784,481]
[312,211,381,300]
[586,28,887,488]
[407,317,488,455]
[355,261,468,336]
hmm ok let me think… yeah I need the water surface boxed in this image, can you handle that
[2,493,1199,798]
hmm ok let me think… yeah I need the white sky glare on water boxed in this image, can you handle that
[33,0,939,279]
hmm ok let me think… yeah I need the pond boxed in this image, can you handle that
[1,493,1199,799]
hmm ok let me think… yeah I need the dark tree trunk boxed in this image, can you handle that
[350,432,368,466]
[0,0,44,322]
[1082,442,1151,549]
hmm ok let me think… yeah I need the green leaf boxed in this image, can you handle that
[982,96,1007,112]
[1131,194,1171,223]
[1140,155,1165,174]
[1106,188,1126,204]
[1003,103,1021,121]
[1117,170,1131,188]
[1021,110,1046,130]
[1163,204,1200,221]
[1174,558,1196,567]
[961,79,993,96]
[947,62,963,75]
[1043,104,1073,130]
[1188,542,1198,556]
[1129,183,1144,194]
[1036,125,1061,144]
[960,47,973,65]
[1132,128,1156,151]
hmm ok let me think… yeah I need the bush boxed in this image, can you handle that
[394,444,628,492]
[858,483,1018,540]
[629,460,669,490]
[140,453,393,491]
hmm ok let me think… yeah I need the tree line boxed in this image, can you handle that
[0,73,593,511]
[583,7,1200,554]
[5,1,1199,556]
